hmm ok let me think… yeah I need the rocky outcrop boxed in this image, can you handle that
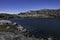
[0,32,54,40]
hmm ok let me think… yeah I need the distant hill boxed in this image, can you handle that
[18,9,60,18]
[0,13,20,19]
[1,9,60,19]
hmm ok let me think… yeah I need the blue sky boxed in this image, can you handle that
[0,0,60,14]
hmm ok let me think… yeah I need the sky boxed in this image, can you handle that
[0,0,60,14]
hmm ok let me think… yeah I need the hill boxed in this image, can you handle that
[1,9,60,19]
[0,13,20,19]
[18,9,60,18]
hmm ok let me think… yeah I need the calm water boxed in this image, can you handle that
[9,18,60,37]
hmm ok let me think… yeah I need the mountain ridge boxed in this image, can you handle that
[0,9,60,19]
[18,9,60,18]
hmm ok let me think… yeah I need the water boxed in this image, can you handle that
[9,18,60,37]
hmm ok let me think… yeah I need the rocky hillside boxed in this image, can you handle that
[1,9,60,19]
[18,9,60,18]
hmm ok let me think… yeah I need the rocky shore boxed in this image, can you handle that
[0,20,59,40]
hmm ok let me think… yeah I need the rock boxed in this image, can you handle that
[6,26,10,29]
